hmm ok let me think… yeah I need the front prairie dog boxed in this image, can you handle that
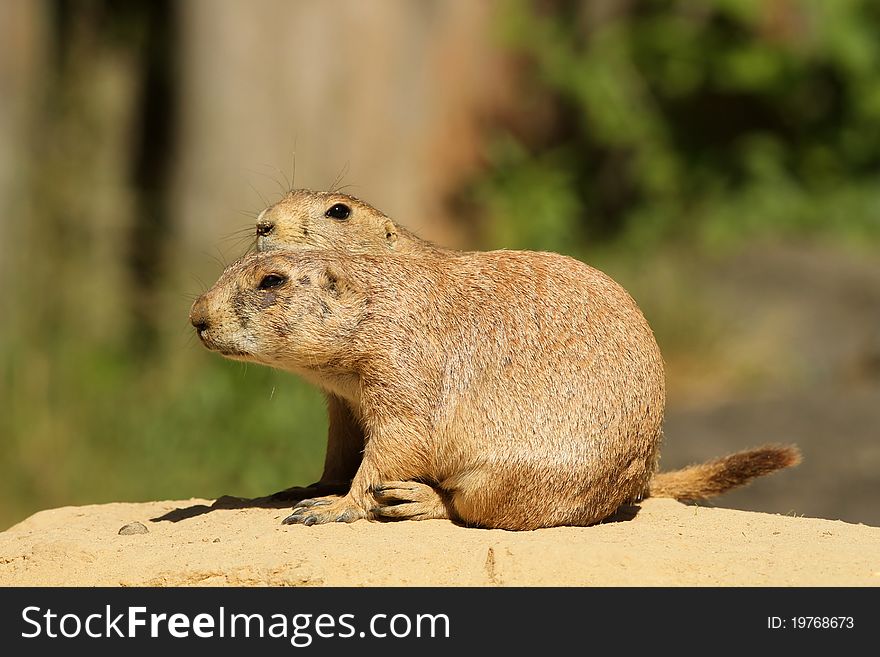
[190,246,799,530]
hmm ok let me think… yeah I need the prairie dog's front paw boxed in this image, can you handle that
[282,495,367,526]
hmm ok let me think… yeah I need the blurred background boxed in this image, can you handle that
[2,0,879,531]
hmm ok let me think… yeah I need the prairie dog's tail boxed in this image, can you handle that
[648,444,801,501]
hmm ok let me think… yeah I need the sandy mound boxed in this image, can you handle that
[1,497,877,586]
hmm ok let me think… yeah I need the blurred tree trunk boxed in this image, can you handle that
[0,1,45,294]
[24,0,140,349]
[7,1,180,357]
[127,0,178,354]
[172,0,514,270]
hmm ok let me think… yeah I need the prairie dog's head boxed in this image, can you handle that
[255,189,410,255]
[189,251,364,372]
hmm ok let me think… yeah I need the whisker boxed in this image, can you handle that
[221,224,257,239]
[245,180,270,208]
[221,234,258,257]
[213,245,230,268]
[258,162,292,195]
[290,137,298,191]
[189,273,208,290]
[218,236,252,250]
[201,249,229,272]
[330,161,350,193]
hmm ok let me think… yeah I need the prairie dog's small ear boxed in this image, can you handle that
[320,264,348,297]
[383,220,399,249]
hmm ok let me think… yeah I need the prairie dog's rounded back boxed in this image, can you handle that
[352,249,666,512]
[255,189,439,255]
[192,247,666,528]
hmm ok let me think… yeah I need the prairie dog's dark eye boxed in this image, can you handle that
[258,274,286,290]
[325,203,351,220]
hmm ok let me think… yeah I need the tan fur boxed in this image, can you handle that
[256,189,442,256]
[188,191,800,530]
[191,248,667,529]
[648,444,802,501]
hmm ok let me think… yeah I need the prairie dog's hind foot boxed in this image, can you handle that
[371,481,451,522]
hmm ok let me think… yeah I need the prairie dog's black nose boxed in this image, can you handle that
[256,220,275,237]
[190,297,210,334]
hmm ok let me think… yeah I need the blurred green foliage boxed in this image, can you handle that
[0,1,329,529]
[473,0,880,253]
[2,326,328,528]
[5,0,880,530]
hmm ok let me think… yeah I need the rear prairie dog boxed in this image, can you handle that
[255,189,443,255]
[190,247,800,530]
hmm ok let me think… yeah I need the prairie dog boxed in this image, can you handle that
[190,248,799,530]
[255,189,441,255]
